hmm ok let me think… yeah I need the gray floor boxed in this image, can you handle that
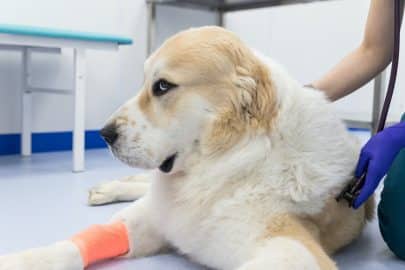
[0,141,404,269]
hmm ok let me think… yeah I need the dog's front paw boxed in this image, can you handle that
[88,181,120,205]
[0,241,83,270]
[88,176,149,206]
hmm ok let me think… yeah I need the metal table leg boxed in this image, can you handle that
[372,71,386,134]
[147,2,223,54]
[147,1,156,56]
[216,10,224,27]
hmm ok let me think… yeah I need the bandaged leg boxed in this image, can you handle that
[0,198,166,270]
[71,221,129,267]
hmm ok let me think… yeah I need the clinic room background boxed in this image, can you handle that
[1,0,405,270]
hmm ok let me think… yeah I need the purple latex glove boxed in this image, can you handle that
[353,121,405,209]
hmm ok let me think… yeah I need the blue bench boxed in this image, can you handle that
[0,24,133,172]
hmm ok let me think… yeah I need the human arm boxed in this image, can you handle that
[310,0,405,209]
[311,0,404,101]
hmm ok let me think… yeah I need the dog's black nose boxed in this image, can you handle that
[100,123,118,145]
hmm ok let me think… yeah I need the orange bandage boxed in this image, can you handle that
[71,221,130,267]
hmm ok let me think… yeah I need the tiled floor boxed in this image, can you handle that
[0,135,404,269]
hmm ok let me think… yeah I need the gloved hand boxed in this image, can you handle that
[353,121,405,209]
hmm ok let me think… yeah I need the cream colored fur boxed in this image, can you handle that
[0,26,373,270]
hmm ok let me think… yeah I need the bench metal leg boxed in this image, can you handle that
[73,48,86,172]
[21,48,32,157]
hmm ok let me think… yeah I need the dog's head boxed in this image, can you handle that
[101,26,278,174]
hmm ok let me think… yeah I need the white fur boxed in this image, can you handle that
[107,96,164,169]
[88,174,150,205]
[0,241,82,270]
[110,52,358,270]
[110,89,213,173]
[238,237,320,270]
[0,44,359,269]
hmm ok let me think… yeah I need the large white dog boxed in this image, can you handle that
[1,26,373,270]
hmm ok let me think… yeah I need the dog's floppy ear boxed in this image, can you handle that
[232,54,278,130]
[204,46,278,155]
[234,66,256,109]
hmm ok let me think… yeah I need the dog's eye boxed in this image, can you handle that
[153,79,176,96]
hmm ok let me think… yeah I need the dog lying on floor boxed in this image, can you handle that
[0,26,373,270]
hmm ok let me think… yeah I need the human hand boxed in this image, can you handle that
[353,121,405,208]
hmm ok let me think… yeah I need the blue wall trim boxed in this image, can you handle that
[0,130,106,155]
[348,127,370,132]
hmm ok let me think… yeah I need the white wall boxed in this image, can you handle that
[0,0,404,135]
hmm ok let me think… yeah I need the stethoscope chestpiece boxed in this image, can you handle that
[336,173,366,208]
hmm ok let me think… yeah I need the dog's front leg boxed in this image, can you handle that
[110,195,167,258]
[0,196,166,270]
[0,241,82,270]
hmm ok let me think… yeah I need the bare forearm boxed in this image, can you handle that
[312,0,403,101]
[312,44,391,101]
